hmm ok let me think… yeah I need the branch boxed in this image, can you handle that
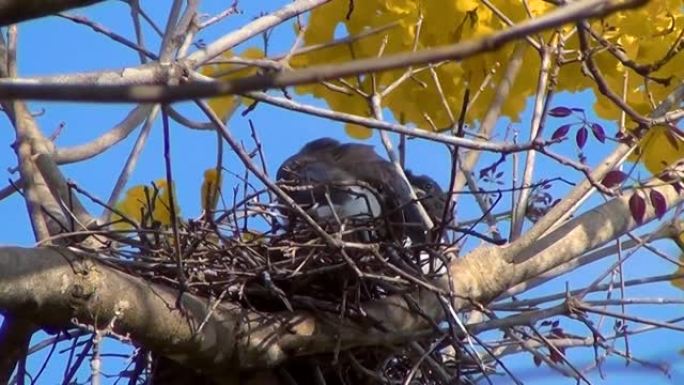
[508,79,684,261]
[54,105,154,164]
[513,181,684,282]
[245,91,543,153]
[0,246,241,376]
[0,0,105,26]
[0,246,441,374]
[0,0,646,102]
[364,171,684,332]
[510,47,552,240]
[183,0,331,67]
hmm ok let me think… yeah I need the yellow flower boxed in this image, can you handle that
[112,179,179,229]
[201,168,222,212]
[200,47,265,121]
[630,126,684,175]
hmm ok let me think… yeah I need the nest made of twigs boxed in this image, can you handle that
[75,197,480,384]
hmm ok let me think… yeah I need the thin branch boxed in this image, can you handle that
[243,90,552,154]
[198,1,240,29]
[128,0,148,64]
[33,153,96,230]
[54,105,155,164]
[370,94,434,231]
[161,107,185,288]
[577,302,684,333]
[158,0,184,61]
[452,43,526,236]
[497,271,684,310]
[510,46,552,241]
[57,13,158,60]
[577,20,648,124]
[103,105,160,221]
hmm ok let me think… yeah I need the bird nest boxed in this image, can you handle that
[81,193,482,384]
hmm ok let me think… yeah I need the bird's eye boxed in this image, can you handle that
[423,182,433,192]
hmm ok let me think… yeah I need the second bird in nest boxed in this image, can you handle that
[276,137,447,244]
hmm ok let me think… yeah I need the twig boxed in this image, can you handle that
[161,107,186,289]
[510,46,552,241]
[57,13,158,60]
[198,1,240,29]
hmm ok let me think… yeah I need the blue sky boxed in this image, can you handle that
[0,1,683,384]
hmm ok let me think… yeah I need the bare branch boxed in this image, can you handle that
[54,105,155,164]
[244,91,548,153]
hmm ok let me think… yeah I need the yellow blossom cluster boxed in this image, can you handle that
[112,180,179,230]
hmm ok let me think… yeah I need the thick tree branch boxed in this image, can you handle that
[0,246,439,376]
[0,246,240,376]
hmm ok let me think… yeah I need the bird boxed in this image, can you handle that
[276,138,446,244]
[405,170,448,240]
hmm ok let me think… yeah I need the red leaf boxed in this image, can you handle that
[551,124,571,140]
[649,189,667,219]
[576,126,588,149]
[548,106,573,117]
[550,349,564,363]
[629,193,646,225]
[591,123,606,143]
[551,328,565,338]
[601,170,627,188]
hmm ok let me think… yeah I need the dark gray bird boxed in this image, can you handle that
[276,138,446,243]
[405,170,448,228]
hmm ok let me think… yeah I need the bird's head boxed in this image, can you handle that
[405,170,448,225]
